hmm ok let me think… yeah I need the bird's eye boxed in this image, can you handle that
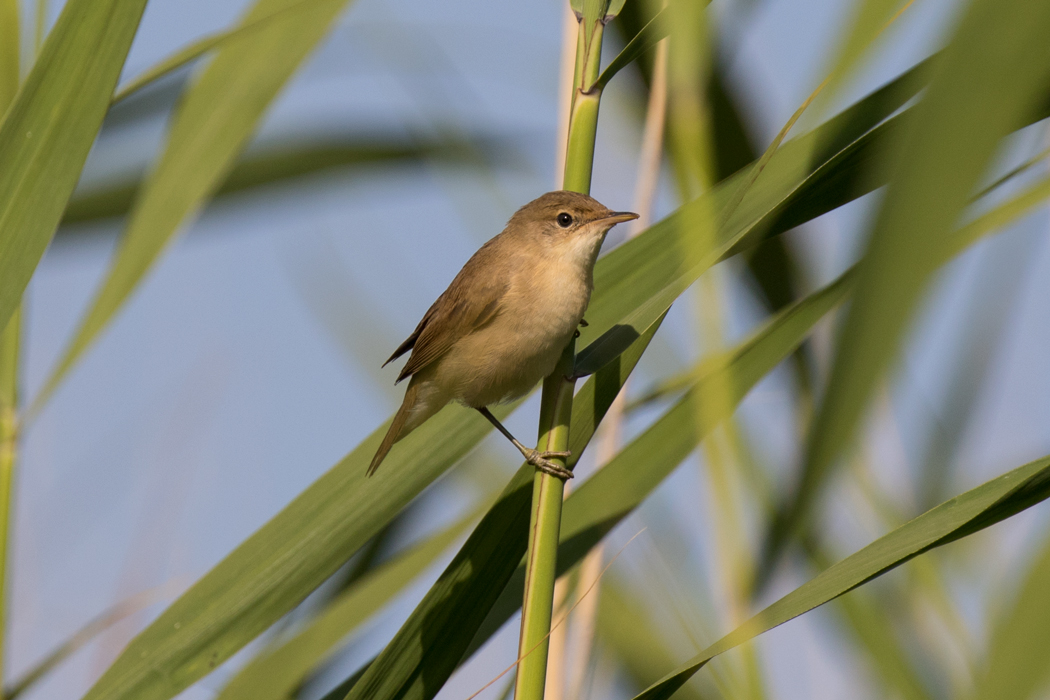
[557,212,573,228]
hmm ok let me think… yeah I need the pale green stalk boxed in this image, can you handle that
[564,30,670,700]
[544,8,584,698]
[34,0,46,53]
[665,1,766,696]
[514,6,607,700]
[0,0,17,115]
[0,309,19,699]
[0,8,18,691]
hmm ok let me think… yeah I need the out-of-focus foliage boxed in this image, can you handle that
[764,0,1050,579]
[0,0,147,332]
[35,0,359,413]
[4,1,1050,700]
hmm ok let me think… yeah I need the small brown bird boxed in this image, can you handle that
[368,191,637,479]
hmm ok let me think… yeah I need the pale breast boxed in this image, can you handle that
[433,251,593,408]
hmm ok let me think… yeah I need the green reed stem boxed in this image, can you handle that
[0,7,18,691]
[513,7,608,700]
[0,308,20,698]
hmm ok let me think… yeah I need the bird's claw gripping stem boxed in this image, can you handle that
[525,449,574,480]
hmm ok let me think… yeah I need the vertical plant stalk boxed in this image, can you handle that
[0,309,19,698]
[665,1,767,695]
[565,32,669,700]
[34,0,47,53]
[514,6,607,700]
[0,0,18,113]
[0,10,18,692]
[544,6,584,698]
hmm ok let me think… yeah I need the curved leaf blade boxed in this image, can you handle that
[216,508,481,700]
[633,454,1050,700]
[112,0,339,105]
[35,0,354,414]
[594,6,669,92]
[60,137,474,225]
[78,399,512,700]
[973,532,1050,700]
[0,0,148,332]
[0,0,17,116]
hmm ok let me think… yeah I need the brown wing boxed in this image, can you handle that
[384,242,508,384]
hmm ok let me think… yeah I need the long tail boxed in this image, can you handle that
[368,381,420,476]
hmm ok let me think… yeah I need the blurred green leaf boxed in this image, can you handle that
[764,0,1050,577]
[34,0,355,414]
[632,452,1050,700]
[573,0,614,23]
[916,228,1039,511]
[60,137,479,225]
[606,0,628,19]
[112,0,340,105]
[972,531,1050,700]
[615,3,805,331]
[708,41,811,393]
[0,0,147,334]
[79,398,516,700]
[594,6,669,92]
[804,543,934,700]
[466,266,852,668]
[598,579,708,700]
[813,0,914,118]
[216,507,482,700]
[0,0,17,116]
[5,585,176,699]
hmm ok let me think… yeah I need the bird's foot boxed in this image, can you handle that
[524,449,574,480]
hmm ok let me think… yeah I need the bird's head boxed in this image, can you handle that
[507,191,638,263]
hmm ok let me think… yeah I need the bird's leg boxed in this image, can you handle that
[475,406,573,480]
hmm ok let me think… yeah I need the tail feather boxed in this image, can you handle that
[367,382,419,476]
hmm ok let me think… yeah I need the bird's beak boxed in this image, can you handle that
[598,211,640,225]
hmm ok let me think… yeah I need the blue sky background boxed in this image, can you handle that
[9,0,1050,697]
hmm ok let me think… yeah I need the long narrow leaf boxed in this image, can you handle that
[0,0,17,116]
[36,0,354,414]
[79,399,514,700]
[216,507,482,700]
[632,453,1050,700]
[972,532,1050,700]
[593,6,669,92]
[597,579,707,700]
[0,0,147,332]
[112,0,339,105]
[60,137,478,225]
[812,0,915,117]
